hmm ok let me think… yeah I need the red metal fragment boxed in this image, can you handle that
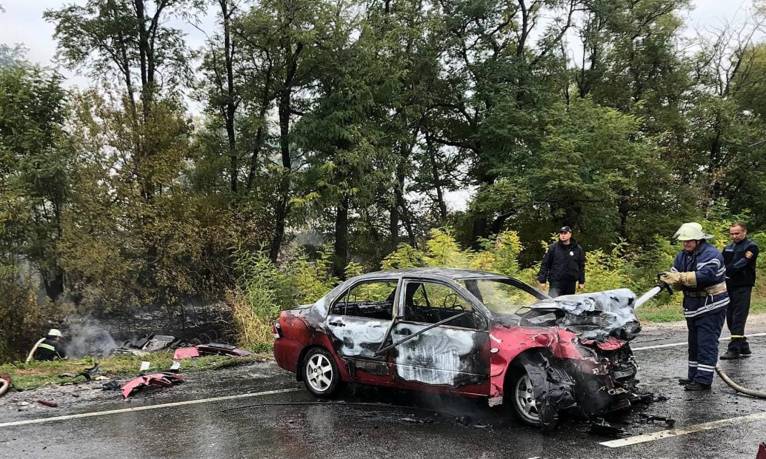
[173,347,200,360]
[757,442,766,459]
[121,372,185,399]
[37,400,58,408]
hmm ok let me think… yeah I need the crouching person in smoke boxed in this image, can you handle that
[660,223,729,391]
[26,329,67,362]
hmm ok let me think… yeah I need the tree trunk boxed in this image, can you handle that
[221,0,238,193]
[333,196,350,278]
[43,268,65,302]
[388,200,399,249]
[269,86,293,263]
[426,133,448,221]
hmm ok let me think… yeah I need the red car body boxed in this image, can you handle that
[274,268,642,426]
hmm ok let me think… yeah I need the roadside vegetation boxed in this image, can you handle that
[232,227,766,349]
[3,1,766,362]
[0,353,268,391]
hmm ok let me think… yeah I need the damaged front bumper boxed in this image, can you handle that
[517,342,641,427]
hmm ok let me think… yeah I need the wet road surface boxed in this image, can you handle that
[2,323,766,458]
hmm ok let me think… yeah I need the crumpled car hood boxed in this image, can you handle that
[521,288,641,341]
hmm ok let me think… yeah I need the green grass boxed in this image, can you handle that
[0,351,270,391]
[638,297,766,323]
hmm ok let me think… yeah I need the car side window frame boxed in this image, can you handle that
[397,278,489,331]
[327,278,402,321]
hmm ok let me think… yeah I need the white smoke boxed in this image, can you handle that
[63,319,118,358]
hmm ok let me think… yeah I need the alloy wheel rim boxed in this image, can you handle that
[514,374,540,422]
[306,354,333,393]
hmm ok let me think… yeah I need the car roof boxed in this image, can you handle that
[351,267,511,282]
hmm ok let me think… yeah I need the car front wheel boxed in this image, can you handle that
[510,369,541,426]
[302,348,341,397]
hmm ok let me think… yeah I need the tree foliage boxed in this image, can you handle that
[2,0,766,359]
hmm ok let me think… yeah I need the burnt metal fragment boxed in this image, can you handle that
[638,413,676,428]
[588,418,626,438]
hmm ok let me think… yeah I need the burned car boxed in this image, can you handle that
[273,268,643,427]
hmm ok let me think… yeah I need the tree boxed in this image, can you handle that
[0,63,71,300]
[235,0,329,262]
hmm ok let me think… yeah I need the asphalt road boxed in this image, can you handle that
[2,322,766,459]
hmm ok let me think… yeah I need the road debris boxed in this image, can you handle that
[113,334,179,356]
[101,380,121,391]
[196,343,251,357]
[588,418,625,438]
[399,417,433,424]
[121,372,185,399]
[637,413,676,428]
[36,400,58,408]
[173,347,200,360]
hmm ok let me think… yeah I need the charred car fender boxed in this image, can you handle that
[488,326,590,398]
[274,311,354,383]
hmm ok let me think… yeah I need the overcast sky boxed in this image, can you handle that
[0,0,759,85]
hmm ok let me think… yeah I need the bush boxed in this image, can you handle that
[231,224,766,349]
[0,274,65,363]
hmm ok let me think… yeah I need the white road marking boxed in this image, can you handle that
[632,332,766,351]
[600,411,766,448]
[0,387,301,429]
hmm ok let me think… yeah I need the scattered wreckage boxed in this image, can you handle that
[114,334,251,360]
[273,268,649,428]
[121,372,185,398]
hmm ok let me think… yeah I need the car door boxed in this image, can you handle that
[388,278,490,389]
[325,279,399,377]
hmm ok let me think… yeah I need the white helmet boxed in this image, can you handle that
[673,222,712,241]
[48,329,62,338]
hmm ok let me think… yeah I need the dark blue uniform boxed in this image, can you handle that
[537,240,585,297]
[672,241,730,385]
[723,238,759,354]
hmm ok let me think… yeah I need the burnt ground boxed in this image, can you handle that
[2,319,766,458]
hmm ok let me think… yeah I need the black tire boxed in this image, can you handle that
[301,348,341,397]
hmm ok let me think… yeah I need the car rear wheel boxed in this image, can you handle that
[511,370,541,426]
[302,348,340,397]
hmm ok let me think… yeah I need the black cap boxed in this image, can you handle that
[559,226,572,233]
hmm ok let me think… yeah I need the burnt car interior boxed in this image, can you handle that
[330,280,397,320]
[403,281,481,329]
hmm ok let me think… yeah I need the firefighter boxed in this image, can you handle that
[537,226,586,297]
[661,222,729,391]
[26,329,66,362]
[721,222,759,359]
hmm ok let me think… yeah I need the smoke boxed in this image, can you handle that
[63,319,118,358]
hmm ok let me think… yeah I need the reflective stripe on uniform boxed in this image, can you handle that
[37,343,56,352]
[684,296,730,318]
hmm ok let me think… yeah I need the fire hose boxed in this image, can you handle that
[0,376,10,397]
[716,365,766,399]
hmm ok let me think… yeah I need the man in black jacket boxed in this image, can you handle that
[721,222,759,359]
[537,226,586,297]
